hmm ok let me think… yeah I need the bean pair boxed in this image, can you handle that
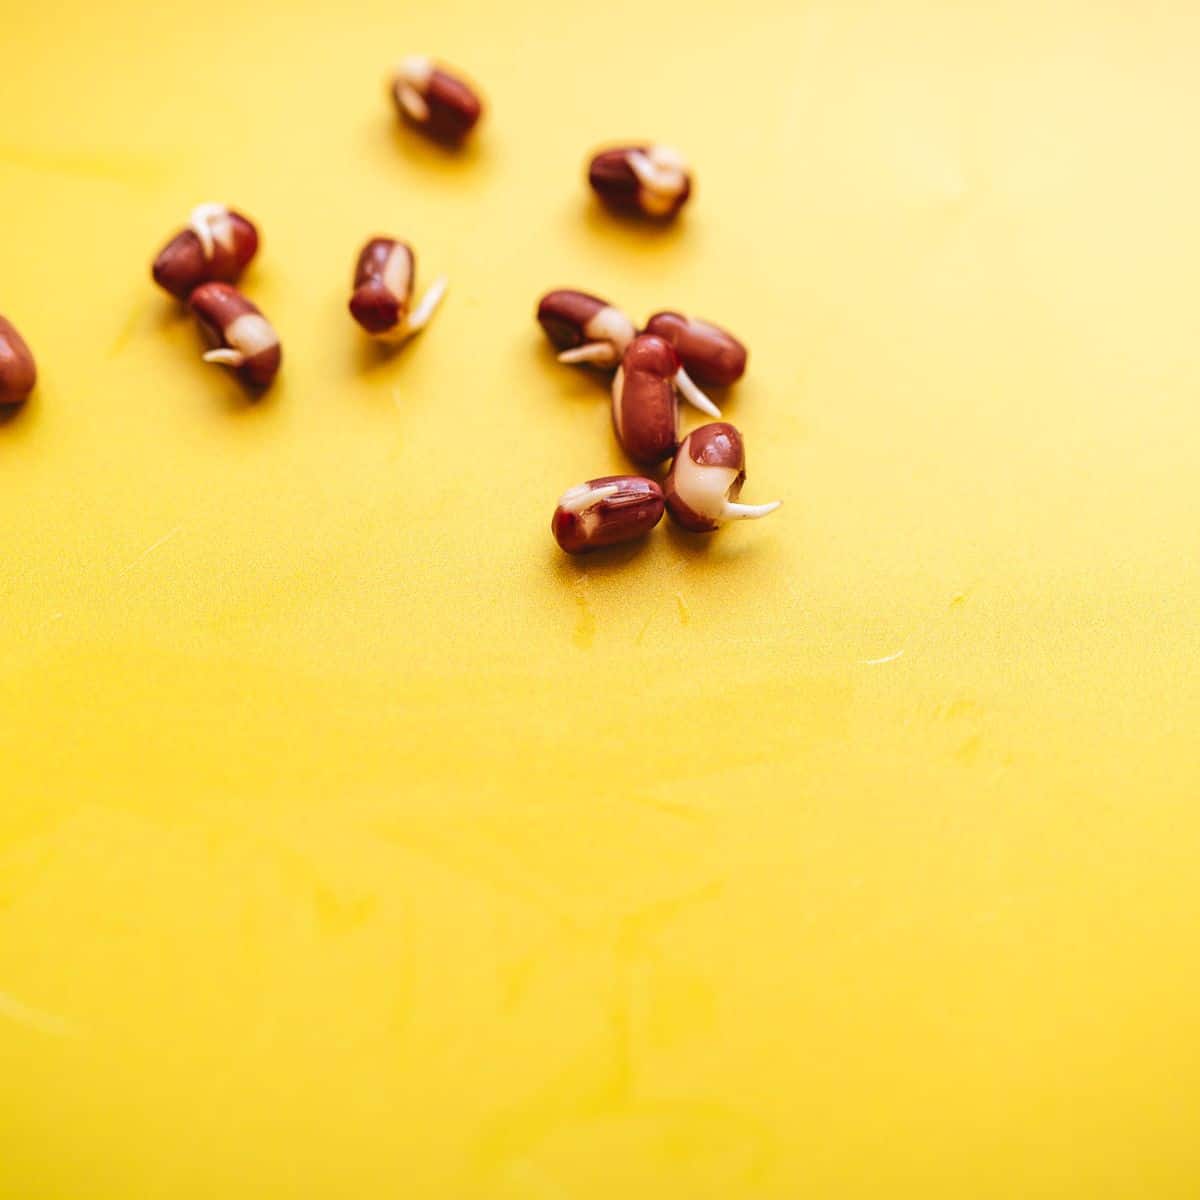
[610,342,778,525]
[152,204,281,389]
[385,61,692,225]
[552,423,780,554]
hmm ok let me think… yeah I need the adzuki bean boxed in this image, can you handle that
[349,237,446,339]
[537,289,636,368]
[552,476,665,554]
[152,204,259,301]
[0,316,36,406]
[588,145,692,219]
[391,57,483,144]
[644,311,747,389]
[189,283,281,389]
[664,422,780,531]
[611,335,679,466]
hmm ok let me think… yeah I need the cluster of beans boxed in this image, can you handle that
[152,205,283,386]
[533,98,781,552]
[0,55,780,553]
[146,58,479,379]
[0,58,476,405]
[541,292,780,553]
[523,84,777,552]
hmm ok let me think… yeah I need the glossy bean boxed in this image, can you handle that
[664,422,780,532]
[391,56,483,144]
[644,311,747,389]
[552,475,665,554]
[152,204,259,301]
[588,145,692,219]
[536,289,636,368]
[611,334,679,465]
[189,282,281,389]
[0,316,36,406]
[349,237,446,339]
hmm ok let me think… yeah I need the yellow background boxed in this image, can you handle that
[2,0,1199,1194]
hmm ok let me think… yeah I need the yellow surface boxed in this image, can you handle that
[2,0,1199,1194]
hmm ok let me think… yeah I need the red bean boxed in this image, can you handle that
[189,283,281,389]
[391,57,483,144]
[611,335,679,465]
[644,311,747,389]
[0,316,36,406]
[349,237,446,338]
[588,145,692,219]
[664,422,780,532]
[536,289,636,368]
[151,204,259,301]
[552,475,665,554]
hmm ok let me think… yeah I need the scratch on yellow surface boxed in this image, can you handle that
[108,302,152,360]
[0,143,164,185]
[572,582,596,649]
[120,525,183,574]
[0,990,78,1039]
[861,648,904,666]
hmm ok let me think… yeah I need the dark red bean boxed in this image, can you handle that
[349,237,446,338]
[391,57,483,144]
[151,204,259,301]
[664,422,780,532]
[644,311,747,388]
[588,145,692,219]
[552,475,665,554]
[0,316,36,406]
[189,282,281,389]
[611,334,679,465]
[536,289,636,367]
